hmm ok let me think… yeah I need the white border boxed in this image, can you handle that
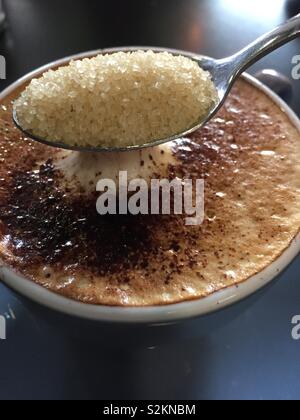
[0,47,299,324]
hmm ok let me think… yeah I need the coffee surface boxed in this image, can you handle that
[0,79,300,306]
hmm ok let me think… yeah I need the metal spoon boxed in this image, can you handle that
[13,13,300,153]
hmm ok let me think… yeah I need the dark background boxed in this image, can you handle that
[0,0,300,400]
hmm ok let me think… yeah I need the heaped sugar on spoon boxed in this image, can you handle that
[13,13,300,152]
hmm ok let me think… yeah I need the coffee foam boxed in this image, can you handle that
[0,79,300,306]
[53,143,176,194]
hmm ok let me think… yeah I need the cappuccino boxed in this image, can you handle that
[0,78,300,306]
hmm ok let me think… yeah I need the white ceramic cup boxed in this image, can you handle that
[0,48,299,326]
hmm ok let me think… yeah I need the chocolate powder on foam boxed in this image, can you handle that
[0,79,300,306]
[0,157,160,275]
[0,103,183,279]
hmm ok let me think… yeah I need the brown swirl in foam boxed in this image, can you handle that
[0,79,300,306]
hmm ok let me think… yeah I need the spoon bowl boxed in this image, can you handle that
[13,13,300,152]
[12,52,222,153]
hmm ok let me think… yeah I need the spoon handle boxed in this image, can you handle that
[227,13,300,77]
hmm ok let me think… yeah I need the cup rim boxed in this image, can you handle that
[1,47,300,324]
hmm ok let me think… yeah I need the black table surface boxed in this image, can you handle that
[1,0,300,401]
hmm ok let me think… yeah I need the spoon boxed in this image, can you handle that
[13,13,300,153]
